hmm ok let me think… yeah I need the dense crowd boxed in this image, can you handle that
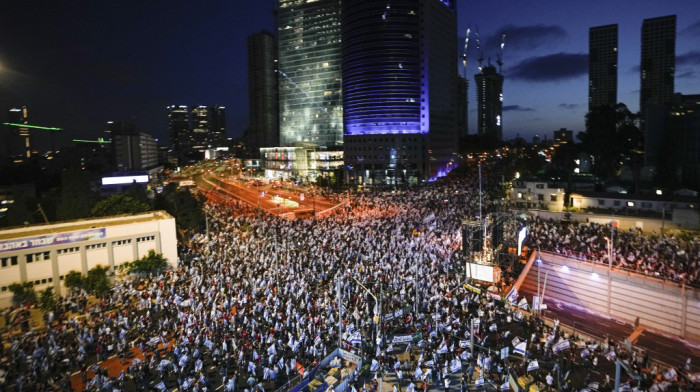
[0,168,696,392]
[528,217,700,285]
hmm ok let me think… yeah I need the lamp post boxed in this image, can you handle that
[350,274,381,349]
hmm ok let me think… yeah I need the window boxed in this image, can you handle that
[1,286,6,292]
[137,235,155,243]
[26,252,50,263]
[112,239,132,246]
[551,195,558,202]
[536,184,544,189]
[598,199,605,206]
[57,247,79,255]
[613,201,621,206]
[86,243,106,250]
[538,194,544,201]
[1,256,18,268]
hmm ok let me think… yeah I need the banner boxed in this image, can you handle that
[392,335,413,344]
[0,228,106,253]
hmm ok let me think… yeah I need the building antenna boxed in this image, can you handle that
[496,32,506,73]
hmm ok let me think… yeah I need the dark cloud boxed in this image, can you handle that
[677,51,700,66]
[484,24,567,52]
[508,53,587,81]
[681,20,700,37]
[503,105,535,112]
[677,71,695,79]
[558,103,578,109]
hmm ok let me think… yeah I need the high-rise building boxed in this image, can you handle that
[457,75,469,143]
[589,24,618,110]
[475,65,504,143]
[277,0,343,148]
[109,122,158,171]
[341,0,458,185]
[247,31,279,155]
[641,15,676,162]
[167,105,190,153]
[6,107,32,161]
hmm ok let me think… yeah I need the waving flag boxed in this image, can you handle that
[475,377,485,387]
[473,318,481,329]
[204,339,214,350]
[438,340,448,354]
[501,381,510,391]
[349,330,362,346]
[514,341,527,356]
[552,340,570,354]
[253,350,259,360]
[414,367,423,379]
[663,368,678,381]
[514,311,523,321]
[489,324,497,332]
[248,361,256,373]
[425,360,435,368]
[314,336,322,346]
[450,359,462,373]
[407,383,416,392]
[460,350,470,360]
[268,344,277,356]
[155,381,167,391]
[371,359,380,372]
[506,288,518,304]
[517,298,528,310]
[178,355,189,368]
[527,359,539,372]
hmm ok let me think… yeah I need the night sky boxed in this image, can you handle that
[1,0,698,149]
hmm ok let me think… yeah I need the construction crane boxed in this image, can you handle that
[462,27,471,78]
[496,32,506,73]
[475,29,484,72]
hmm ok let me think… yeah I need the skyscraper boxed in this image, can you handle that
[6,107,32,161]
[457,75,469,142]
[277,0,343,148]
[109,122,158,171]
[167,105,190,154]
[589,24,618,111]
[247,31,279,154]
[475,65,504,143]
[641,15,676,162]
[341,0,458,184]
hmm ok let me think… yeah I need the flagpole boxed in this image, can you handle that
[337,275,342,349]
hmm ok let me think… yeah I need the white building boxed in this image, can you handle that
[0,211,177,307]
[570,191,697,215]
[510,180,566,211]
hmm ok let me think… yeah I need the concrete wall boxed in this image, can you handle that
[520,252,700,341]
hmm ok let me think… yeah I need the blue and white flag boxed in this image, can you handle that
[387,345,394,353]
[460,350,470,360]
[407,383,416,392]
[204,339,214,350]
[501,381,510,391]
[193,348,200,359]
[514,311,523,321]
[248,361,256,373]
[506,288,518,304]
[178,354,189,368]
[349,331,362,346]
[414,367,423,379]
[450,359,462,373]
[371,359,380,372]
[438,340,448,354]
[291,340,301,352]
[552,340,570,354]
[473,318,481,329]
[182,379,192,389]
[268,344,277,356]
[489,324,497,332]
[517,298,528,310]
[459,340,469,348]
[604,350,616,361]
[663,368,677,381]
[581,349,590,358]
[475,377,485,387]
[195,359,203,372]
[527,359,539,372]
[155,381,167,391]
[314,336,322,346]
[425,360,435,368]
[253,350,259,360]
[514,341,527,356]
[511,336,520,347]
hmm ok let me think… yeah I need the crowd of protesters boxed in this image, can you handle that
[0,167,697,392]
[527,216,700,286]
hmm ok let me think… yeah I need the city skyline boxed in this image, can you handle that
[1,0,698,149]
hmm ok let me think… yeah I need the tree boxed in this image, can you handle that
[8,282,36,306]
[578,103,643,180]
[39,286,57,312]
[64,270,84,292]
[154,183,205,235]
[84,265,111,297]
[121,249,168,275]
[90,193,151,217]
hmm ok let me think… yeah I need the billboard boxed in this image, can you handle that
[102,175,149,185]
[468,263,495,283]
[0,228,106,254]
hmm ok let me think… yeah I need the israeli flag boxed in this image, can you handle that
[438,340,448,354]
[414,367,423,379]
[253,350,259,360]
[425,360,435,368]
[155,381,167,391]
[552,339,570,354]
[178,354,189,368]
[489,324,497,332]
[506,288,518,304]
[460,340,469,348]
[349,331,362,346]
[314,336,322,346]
[473,318,481,328]
[195,359,203,372]
[407,383,416,392]
[264,367,271,380]
[501,381,510,391]
[581,349,590,358]
[387,345,394,353]
[527,359,539,372]
[248,361,256,373]
[291,340,301,352]
[517,298,528,310]
[371,359,380,372]
[604,350,616,361]
[514,311,523,321]
[204,339,214,350]
[663,368,677,381]
[511,337,520,347]
[450,359,462,373]
[193,348,200,358]
[475,377,485,387]
[268,344,277,356]
[182,379,192,389]
[514,341,527,356]
[460,350,470,360]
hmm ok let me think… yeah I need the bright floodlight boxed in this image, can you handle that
[101,175,149,185]
[517,226,528,256]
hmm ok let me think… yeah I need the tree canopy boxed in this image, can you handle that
[90,193,151,217]
[121,249,168,275]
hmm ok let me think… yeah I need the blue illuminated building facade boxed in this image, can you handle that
[277,0,343,148]
[342,0,458,185]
